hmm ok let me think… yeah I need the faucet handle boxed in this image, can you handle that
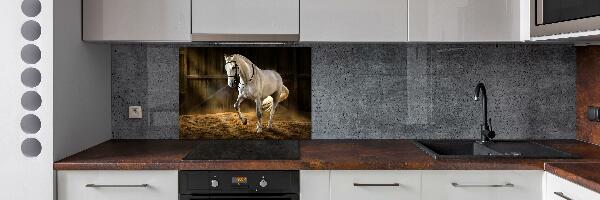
[488,118,496,139]
[488,130,496,139]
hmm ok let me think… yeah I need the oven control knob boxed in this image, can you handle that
[211,180,219,188]
[259,179,268,188]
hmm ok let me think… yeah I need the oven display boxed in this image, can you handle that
[232,176,248,185]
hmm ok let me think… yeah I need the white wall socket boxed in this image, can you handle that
[128,106,143,119]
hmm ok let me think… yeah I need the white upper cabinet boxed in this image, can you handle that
[191,0,300,41]
[80,0,532,42]
[82,0,191,41]
[300,0,408,42]
[409,0,530,42]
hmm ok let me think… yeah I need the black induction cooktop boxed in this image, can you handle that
[182,140,300,160]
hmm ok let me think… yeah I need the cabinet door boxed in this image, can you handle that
[300,170,330,200]
[82,0,191,41]
[545,172,600,200]
[57,170,178,200]
[330,170,420,200]
[300,0,408,42]
[191,0,299,41]
[421,170,543,200]
[409,0,529,42]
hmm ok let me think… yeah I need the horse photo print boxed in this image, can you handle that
[179,47,311,139]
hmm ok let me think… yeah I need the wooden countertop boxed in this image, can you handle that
[54,139,600,170]
[54,139,600,194]
[545,162,600,194]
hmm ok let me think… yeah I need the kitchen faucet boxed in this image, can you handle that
[474,82,495,143]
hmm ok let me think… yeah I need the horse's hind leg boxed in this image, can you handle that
[255,98,263,133]
[268,95,279,129]
[234,96,247,125]
[269,86,287,129]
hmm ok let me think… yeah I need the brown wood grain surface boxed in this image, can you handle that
[54,139,600,170]
[545,162,600,194]
[577,46,600,145]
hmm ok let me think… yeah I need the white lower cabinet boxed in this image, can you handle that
[57,170,178,200]
[421,170,543,200]
[301,170,331,200]
[330,170,421,200]
[57,170,600,200]
[545,172,600,200]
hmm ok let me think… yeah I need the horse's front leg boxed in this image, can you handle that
[234,95,247,125]
[255,98,263,133]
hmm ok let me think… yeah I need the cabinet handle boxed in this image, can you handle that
[85,184,149,188]
[553,192,573,200]
[451,182,514,188]
[353,183,400,187]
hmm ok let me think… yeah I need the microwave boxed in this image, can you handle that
[532,0,600,37]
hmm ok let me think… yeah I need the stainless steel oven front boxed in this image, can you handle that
[532,0,600,37]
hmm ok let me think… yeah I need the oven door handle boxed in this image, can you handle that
[181,194,298,200]
[180,196,209,200]
[211,196,297,199]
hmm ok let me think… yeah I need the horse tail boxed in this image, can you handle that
[262,85,289,113]
[278,85,289,102]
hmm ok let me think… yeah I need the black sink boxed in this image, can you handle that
[413,140,577,160]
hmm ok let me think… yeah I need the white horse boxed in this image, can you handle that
[224,54,289,133]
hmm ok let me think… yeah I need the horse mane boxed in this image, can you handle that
[230,54,259,82]
[231,54,259,69]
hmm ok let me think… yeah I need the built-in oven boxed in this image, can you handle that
[532,0,600,37]
[179,171,299,200]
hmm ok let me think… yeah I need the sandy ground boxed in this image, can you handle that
[180,112,311,139]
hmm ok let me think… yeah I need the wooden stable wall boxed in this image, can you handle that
[577,46,600,145]
[179,47,311,115]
